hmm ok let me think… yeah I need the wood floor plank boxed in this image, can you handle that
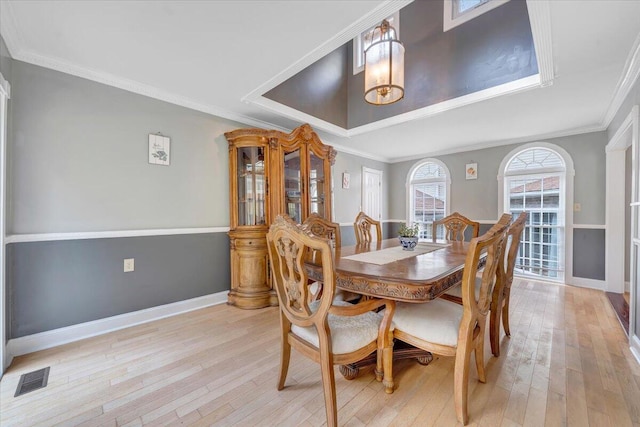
[1,278,639,427]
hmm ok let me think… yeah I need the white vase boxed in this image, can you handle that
[398,236,419,251]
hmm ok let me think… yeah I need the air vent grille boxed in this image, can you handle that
[14,367,50,397]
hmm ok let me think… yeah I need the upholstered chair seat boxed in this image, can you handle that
[292,300,393,354]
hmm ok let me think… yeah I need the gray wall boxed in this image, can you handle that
[9,61,237,234]
[389,131,607,224]
[265,47,349,128]
[573,229,605,280]
[332,151,390,223]
[347,0,536,128]
[6,61,244,339]
[8,233,229,337]
[264,0,535,130]
[389,131,608,280]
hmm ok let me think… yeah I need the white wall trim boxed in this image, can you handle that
[606,106,638,294]
[6,292,228,361]
[526,0,554,87]
[573,224,606,230]
[5,226,230,244]
[567,277,606,291]
[0,72,10,99]
[603,32,640,128]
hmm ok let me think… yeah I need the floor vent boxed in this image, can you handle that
[14,367,50,397]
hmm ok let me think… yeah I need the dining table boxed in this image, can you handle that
[306,237,484,380]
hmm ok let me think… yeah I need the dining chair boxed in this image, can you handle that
[432,212,480,241]
[301,213,342,247]
[390,219,509,425]
[301,213,356,302]
[266,215,395,427]
[490,211,527,356]
[354,211,382,244]
[441,213,512,357]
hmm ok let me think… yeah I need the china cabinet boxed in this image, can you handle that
[225,124,336,309]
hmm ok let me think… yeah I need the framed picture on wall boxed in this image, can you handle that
[342,172,350,189]
[149,133,170,166]
[465,163,477,180]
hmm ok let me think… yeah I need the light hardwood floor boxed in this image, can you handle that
[1,278,639,426]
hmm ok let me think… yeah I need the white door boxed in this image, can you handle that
[362,167,382,221]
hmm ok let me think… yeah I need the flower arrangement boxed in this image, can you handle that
[398,223,419,237]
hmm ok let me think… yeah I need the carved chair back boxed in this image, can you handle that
[432,212,480,242]
[353,211,382,244]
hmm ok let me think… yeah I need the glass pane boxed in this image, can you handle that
[411,182,446,239]
[508,173,563,279]
[507,148,565,172]
[237,147,266,226]
[413,162,445,180]
[284,148,302,223]
[456,0,487,14]
[309,152,325,217]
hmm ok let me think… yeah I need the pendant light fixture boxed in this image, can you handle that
[364,19,405,105]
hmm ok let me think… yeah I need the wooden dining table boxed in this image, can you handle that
[306,237,482,380]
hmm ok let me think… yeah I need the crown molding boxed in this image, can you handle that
[388,123,606,163]
[603,32,640,128]
[526,0,554,87]
[13,50,286,131]
[0,0,23,59]
[345,75,541,137]
[328,142,390,163]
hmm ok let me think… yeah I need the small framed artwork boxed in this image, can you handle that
[342,172,350,189]
[149,133,170,166]
[465,163,477,180]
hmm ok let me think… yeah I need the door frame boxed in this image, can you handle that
[606,105,640,364]
[0,72,10,376]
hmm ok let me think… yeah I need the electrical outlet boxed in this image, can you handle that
[124,258,135,272]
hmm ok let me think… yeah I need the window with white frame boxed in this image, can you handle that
[443,0,510,32]
[352,12,400,75]
[407,159,450,239]
[503,147,567,281]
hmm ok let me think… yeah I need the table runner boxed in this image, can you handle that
[341,242,450,265]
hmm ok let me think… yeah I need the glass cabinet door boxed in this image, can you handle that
[283,148,303,223]
[309,151,325,217]
[237,146,266,226]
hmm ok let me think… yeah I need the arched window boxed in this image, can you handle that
[406,159,451,239]
[499,143,574,282]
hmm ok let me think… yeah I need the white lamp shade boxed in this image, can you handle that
[364,38,405,105]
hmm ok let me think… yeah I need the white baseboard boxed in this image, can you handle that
[566,276,606,291]
[6,292,228,361]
